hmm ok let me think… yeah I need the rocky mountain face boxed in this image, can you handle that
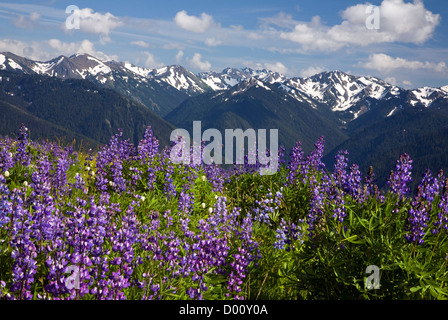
[2,51,447,123]
[2,51,448,187]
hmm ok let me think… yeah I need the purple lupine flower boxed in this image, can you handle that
[138,126,159,190]
[332,188,346,223]
[305,136,326,172]
[277,145,286,170]
[307,175,325,238]
[14,124,31,167]
[405,170,438,244]
[0,173,11,227]
[0,141,14,172]
[138,126,159,162]
[95,129,136,193]
[433,174,448,233]
[364,166,383,201]
[274,218,304,251]
[386,153,413,215]
[251,189,283,225]
[347,164,364,204]
[52,149,71,194]
[203,163,224,192]
[8,188,38,300]
[332,150,349,189]
[178,189,194,216]
[286,141,304,185]
[435,193,448,234]
[387,153,413,199]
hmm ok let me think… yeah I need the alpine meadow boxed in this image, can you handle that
[1,0,448,303]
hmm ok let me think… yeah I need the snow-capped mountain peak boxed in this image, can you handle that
[198,67,286,91]
[409,86,448,107]
[149,65,208,95]
[1,51,448,123]
[282,70,402,115]
[122,62,152,78]
[0,53,24,71]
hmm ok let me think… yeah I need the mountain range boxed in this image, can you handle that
[1,51,448,189]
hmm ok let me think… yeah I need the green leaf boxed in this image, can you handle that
[410,286,422,293]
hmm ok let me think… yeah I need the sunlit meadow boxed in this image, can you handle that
[0,124,447,300]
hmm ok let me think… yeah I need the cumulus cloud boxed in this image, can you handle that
[174,10,215,33]
[187,53,211,71]
[363,53,447,73]
[63,8,123,36]
[263,62,289,74]
[48,38,94,54]
[242,60,291,76]
[175,50,184,63]
[0,39,37,58]
[300,66,325,77]
[0,38,114,62]
[281,16,340,52]
[280,0,440,51]
[143,51,164,69]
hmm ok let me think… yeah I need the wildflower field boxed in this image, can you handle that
[1,124,447,300]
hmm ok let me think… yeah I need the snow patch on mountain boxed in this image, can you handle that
[2,51,448,122]
[7,58,23,70]
[0,54,6,69]
[32,61,55,74]
[123,63,151,78]
[151,65,207,94]
[410,87,447,107]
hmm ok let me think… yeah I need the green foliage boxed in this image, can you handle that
[1,129,448,300]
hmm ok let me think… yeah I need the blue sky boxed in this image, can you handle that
[0,0,447,88]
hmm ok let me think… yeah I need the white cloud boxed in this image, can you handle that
[363,53,447,73]
[48,38,93,54]
[175,50,184,63]
[280,16,342,52]
[263,62,289,75]
[13,11,41,29]
[63,8,123,36]
[259,12,299,29]
[0,38,114,62]
[247,32,264,40]
[174,10,215,33]
[131,40,150,48]
[230,24,244,31]
[187,53,211,71]
[0,39,36,58]
[384,76,397,85]
[242,60,292,76]
[143,51,164,69]
[280,0,440,52]
[300,66,325,77]
[402,80,413,87]
[204,37,222,47]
